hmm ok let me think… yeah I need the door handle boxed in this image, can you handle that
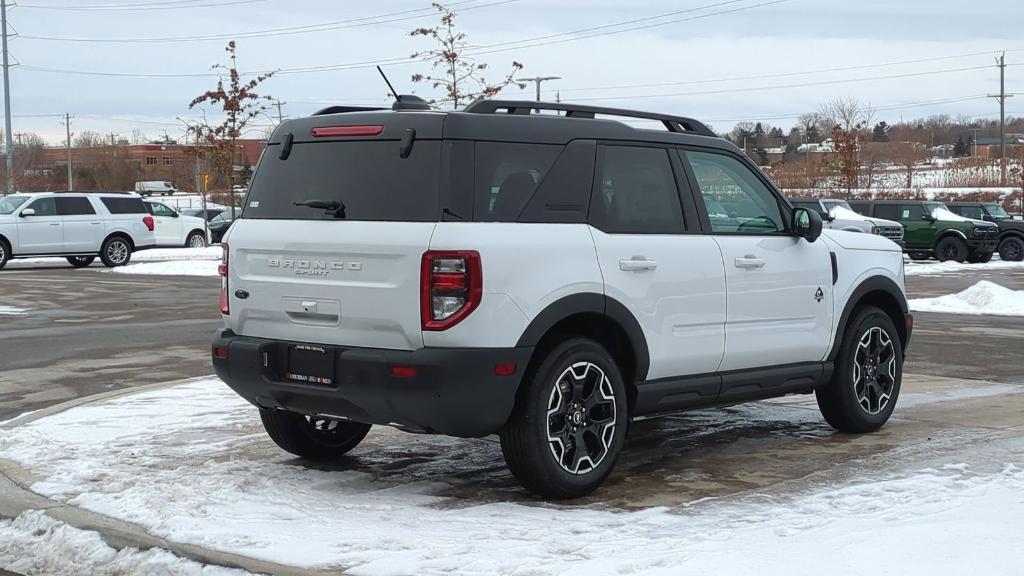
[734,255,766,269]
[90,221,101,225]
[49,223,61,226]
[619,256,658,272]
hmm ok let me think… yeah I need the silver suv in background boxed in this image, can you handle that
[0,192,156,269]
[788,197,904,246]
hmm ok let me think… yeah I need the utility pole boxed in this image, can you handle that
[273,99,286,124]
[516,76,561,102]
[63,113,73,190]
[1,0,13,193]
[988,52,1013,185]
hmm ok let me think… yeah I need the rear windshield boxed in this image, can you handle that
[101,197,148,214]
[243,141,441,221]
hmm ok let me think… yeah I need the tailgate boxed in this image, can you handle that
[226,219,435,350]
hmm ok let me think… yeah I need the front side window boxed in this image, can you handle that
[685,151,784,234]
[900,205,924,221]
[56,197,96,216]
[25,197,57,216]
[148,202,175,217]
[589,146,685,235]
[957,205,985,220]
[0,195,28,215]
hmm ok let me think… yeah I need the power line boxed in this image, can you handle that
[16,0,784,76]
[17,0,270,10]
[15,0,498,42]
[705,95,992,124]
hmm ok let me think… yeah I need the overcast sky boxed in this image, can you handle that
[4,0,1022,143]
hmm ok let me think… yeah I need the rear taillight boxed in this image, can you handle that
[421,250,482,331]
[143,216,154,231]
[219,243,229,315]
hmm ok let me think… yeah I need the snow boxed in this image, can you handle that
[909,280,1024,316]
[0,510,251,576]
[0,305,29,315]
[110,259,219,277]
[2,379,1024,575]
[828,205,870,222]
[904,257,1024,276]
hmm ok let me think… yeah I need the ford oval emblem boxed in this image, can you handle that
[234,289,250,300]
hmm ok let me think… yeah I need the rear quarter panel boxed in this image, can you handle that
[424,223,602,348]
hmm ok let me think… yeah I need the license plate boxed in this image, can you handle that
[285,345,335,385]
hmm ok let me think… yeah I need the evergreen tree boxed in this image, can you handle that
[872,121,891,142]
[953,135,969,157]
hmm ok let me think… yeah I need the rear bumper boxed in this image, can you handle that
[212,329,533,438]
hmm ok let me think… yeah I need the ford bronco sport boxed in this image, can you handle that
[212,98,912,498]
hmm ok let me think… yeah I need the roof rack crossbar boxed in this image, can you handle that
[462,99,717,137]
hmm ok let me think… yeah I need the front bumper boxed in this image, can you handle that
[212,329,533,438]
[967,237,999,252]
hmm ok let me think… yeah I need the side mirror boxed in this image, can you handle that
[825,210,836,222]
[921,213,935,222]
[171,212,179,218]
[19,208,35,217]
[793,207,823,242]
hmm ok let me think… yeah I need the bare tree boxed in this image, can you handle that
[409,3,525,109]
[185,41,276,217]
[820,97,875,132]
[73,131,106,148]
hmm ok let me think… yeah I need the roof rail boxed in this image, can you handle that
[313,105,386,116]
[462,99,718,138]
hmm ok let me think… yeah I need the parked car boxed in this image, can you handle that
[849,199,999,262]
[143,200,208,248]
[207,209,235,244]
[213,97,911,498]
[134,181,177,196]
[182,208,227,222]
[788,197,904,246]
[0,192,155,269]
[945,201,1024,262]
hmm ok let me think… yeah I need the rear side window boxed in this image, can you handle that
[589,146,685,235]
[56,197,96,216]
[872,204,901,221]
[473,142,560,222]
[101,197,148,214]
[244,141,440,221]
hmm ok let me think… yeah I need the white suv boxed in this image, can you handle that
[144,200,209,248]
[0,192,156,269]
[212,98,912,498]
[789,197,905,247]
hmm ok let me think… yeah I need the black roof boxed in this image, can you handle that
[852,199,944,205]
[272,98,734,151]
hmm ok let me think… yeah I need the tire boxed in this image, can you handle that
[999,237,1024,262]
[907,251,931,261]
[66,256,95,268]
[934,236,967,262]
[259,408,371,460]
[967,251,993,264]
[816,306,903,433]
[185,231,207,248]
[99,236,132,267]
[0,238,9,270]
[499,337,628,499]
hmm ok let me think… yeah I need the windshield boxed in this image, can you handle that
[985,204,1010,219]
[821,199,852,211]
[211,211,233,223]
[0,195,29,215]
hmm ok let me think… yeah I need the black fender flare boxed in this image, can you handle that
[829,275,909,362]
[516,293,651,382]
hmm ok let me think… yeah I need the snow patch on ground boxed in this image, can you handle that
[110,259,219,277]
[8,247,221,270]
[904,257,1024,276]
[0,305,29,315]
[0,510,251,576]
[910,281,1024,316]
[2,380,1024,575]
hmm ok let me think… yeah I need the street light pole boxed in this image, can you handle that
[1,0,14,193]
[516,76,561,102]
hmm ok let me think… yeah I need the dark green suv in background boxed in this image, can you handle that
[945,202,1024,262]
[849,200,1000,263]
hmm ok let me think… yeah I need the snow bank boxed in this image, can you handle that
[904,257,1024,276]
[110,260,219,277]
[0,305,28,315]
[2,380,1024,575]
[910,281,1024,316]
[9,247,221,270]
[0,510,249,576]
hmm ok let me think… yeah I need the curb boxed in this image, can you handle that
[0,377,342,576]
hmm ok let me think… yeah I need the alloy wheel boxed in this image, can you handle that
[546,361,618,475]
[852,326,897,415]
[107,240,129,265]
[188,234,206,248]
